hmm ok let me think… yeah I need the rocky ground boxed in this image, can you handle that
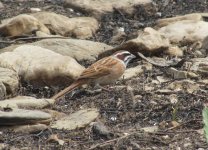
[0,0,208,149]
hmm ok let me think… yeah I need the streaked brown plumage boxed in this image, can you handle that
[52,50,135,101]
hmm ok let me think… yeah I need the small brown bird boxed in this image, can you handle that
[52,50,136,101]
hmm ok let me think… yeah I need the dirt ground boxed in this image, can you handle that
[0,0,208,149]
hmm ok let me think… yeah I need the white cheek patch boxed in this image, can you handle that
[114,51,130,57]
[124,55,132,65]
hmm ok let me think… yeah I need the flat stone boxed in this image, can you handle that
[51,108,99,130]
[0,109,52,125]
[13,124,48,133]
[64,0,155,18]
[0,96,55,109]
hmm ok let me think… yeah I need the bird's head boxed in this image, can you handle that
[113,50,136,67]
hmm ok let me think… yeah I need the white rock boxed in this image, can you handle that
[0,45,85,86]
[159,20,208,44]
[51,108,99,130]
[31,12,98,39]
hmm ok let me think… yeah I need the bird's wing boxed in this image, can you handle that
[79,56,118,79]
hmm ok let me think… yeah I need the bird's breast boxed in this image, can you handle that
[95,60,126,85]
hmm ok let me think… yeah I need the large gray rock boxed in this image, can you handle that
[64,0,155,18]
[0,14,50,37]
[158,20,208,44]
[99,27,170,58]
[31,12,99,39]
[155,13,208,28]
[0,109,52,125]
[0,45,85,86]
[1,39,112,63]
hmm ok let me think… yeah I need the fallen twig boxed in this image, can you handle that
[0,36,71,44]
[89,134,129,150]
[166,119,202,131]
[137,52,185,67]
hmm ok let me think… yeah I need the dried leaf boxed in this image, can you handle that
[47,134,64,146]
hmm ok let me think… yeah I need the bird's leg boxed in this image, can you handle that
[96,84,112,92]
[83,84,112,94]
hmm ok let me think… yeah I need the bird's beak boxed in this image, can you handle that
[130,54,136,59]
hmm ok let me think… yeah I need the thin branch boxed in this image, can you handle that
[0,36,71,44]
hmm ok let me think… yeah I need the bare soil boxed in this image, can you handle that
[0,0,208,149]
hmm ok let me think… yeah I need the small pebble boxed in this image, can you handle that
[92,122,112,139]
[68,8,74,12]
[110,116,117,121]
[30,8,41,13]
[156,12,162,17]
[118,27,124,32]
[0,2,4,9]
[183,142,192,148]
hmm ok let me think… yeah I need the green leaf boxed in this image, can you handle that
[202,107,208,143]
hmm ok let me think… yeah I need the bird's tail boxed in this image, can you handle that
[51,79,87,101]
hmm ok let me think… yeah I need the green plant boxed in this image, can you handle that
[202,107,208,142]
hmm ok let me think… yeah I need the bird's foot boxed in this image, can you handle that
[84,89,103,94]
[84,85,113,94]
[95,85,113,92]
